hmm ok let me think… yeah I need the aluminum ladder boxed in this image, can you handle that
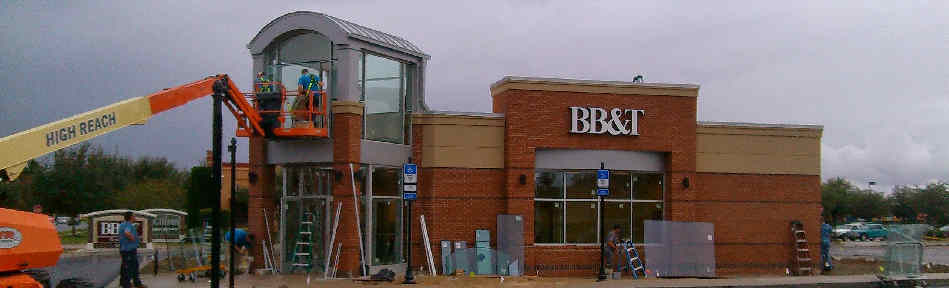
[619,241,647,279]
[289,211,316,273]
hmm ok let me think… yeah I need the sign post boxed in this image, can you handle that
[597,163,609,281]
[403,161,418,284]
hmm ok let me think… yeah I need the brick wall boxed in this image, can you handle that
[490,87,699,276]
[693,172,822,275]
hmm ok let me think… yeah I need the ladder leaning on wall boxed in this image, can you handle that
[289,211,317,274]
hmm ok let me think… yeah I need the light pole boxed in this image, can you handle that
[597,162,608,282]
[402,158,417,284]
[228,138,236,288]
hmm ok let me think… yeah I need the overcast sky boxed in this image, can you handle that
[1,1,946,192]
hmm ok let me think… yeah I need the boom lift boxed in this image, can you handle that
[0,74,328,287]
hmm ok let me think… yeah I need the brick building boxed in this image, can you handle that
[242,12,822,277]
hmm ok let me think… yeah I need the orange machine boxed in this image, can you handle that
[0,75,331,287]
[0,208,62,288]
[1,74,330,183]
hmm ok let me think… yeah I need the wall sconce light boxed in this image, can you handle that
[248,171,258,184]
[519,174,527,185]
[682,177,690,189]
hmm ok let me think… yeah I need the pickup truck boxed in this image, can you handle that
[848,223,888,241]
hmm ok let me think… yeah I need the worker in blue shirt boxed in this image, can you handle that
[295,68,321,122]
[296,68,321,97]
[225,228,255,255]
[821,216,833,271]
[119,212,146,288]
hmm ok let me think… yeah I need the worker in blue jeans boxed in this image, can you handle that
[821,218,833,271]
[119,211,146,288]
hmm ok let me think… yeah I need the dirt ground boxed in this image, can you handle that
[136,255,949,288]
[820,257,949,276]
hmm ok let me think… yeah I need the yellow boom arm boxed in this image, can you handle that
[0,75,263,182]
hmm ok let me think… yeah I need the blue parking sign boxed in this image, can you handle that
[597,188,610,197]
[403,163,418,184]
[597,169,609,188]
[403,192,417,200]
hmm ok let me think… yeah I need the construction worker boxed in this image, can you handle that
[821,216,833,271]
[119,211,146,288]
[255,72,272,93]
[605,224,622,271]
[225,228,255,273]
[294,68,321,123]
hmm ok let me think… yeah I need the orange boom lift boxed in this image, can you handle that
[0,75,329,287]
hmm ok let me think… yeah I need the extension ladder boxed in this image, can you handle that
[290,211,316,273]
[790,220,814,275]
[619,241,647,279]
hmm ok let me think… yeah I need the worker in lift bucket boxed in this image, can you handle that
[255,72,272,93]
[119,211,147,288]
[225,228,256,274]
[294,68,322,125]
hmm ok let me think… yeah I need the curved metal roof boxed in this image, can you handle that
[248,11,429,59]
[79,209,156,219]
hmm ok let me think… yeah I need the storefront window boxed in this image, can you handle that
[633,174,662,200]
[632,202,663,243]
[533,201,563,243]
[608,172,632,200]
[603,202,632,240]
[363,54,405,144]
[533,170,663,244]
[534,171,563,199]
[565,172,596,199]
[565,202,597,243]
[372,166,401,196]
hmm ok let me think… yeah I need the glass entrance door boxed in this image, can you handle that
[371,198,401,265]
[367,166,404,266]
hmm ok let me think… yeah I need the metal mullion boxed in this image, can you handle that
[562,171,567,244]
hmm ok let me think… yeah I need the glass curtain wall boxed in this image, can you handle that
[359,53,410,144]
[281,166,334,272]
[360,165,404,266]
[263,31,332,128]
[534,170,663,245]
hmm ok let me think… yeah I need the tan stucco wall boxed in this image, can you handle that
[696,122,822,175]
[413,113,505,168]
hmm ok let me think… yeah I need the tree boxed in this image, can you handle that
[822,177,856,224]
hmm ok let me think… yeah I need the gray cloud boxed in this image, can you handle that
[1,1,946,191]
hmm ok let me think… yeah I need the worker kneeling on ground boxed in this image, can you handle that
[225,229,255,274]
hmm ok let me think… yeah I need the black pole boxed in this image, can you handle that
[210,79,226,288]
[228,138,237,288]
[403,159,416,284]
[597,162,608,281]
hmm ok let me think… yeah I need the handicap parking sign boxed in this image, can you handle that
[597,169,609,188]
[403,163,417,184]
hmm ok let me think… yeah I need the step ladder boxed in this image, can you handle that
[790,220,813,276]
[289,211,316,273]
[619,241,647,279]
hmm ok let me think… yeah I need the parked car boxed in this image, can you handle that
[55,216,70,225]
[833,224,862,240]
[849,223,888,241]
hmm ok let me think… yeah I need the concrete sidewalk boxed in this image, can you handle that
[117,272,949,288]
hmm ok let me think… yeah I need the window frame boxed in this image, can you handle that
[360,52,408,144]
[533,169,664,246]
